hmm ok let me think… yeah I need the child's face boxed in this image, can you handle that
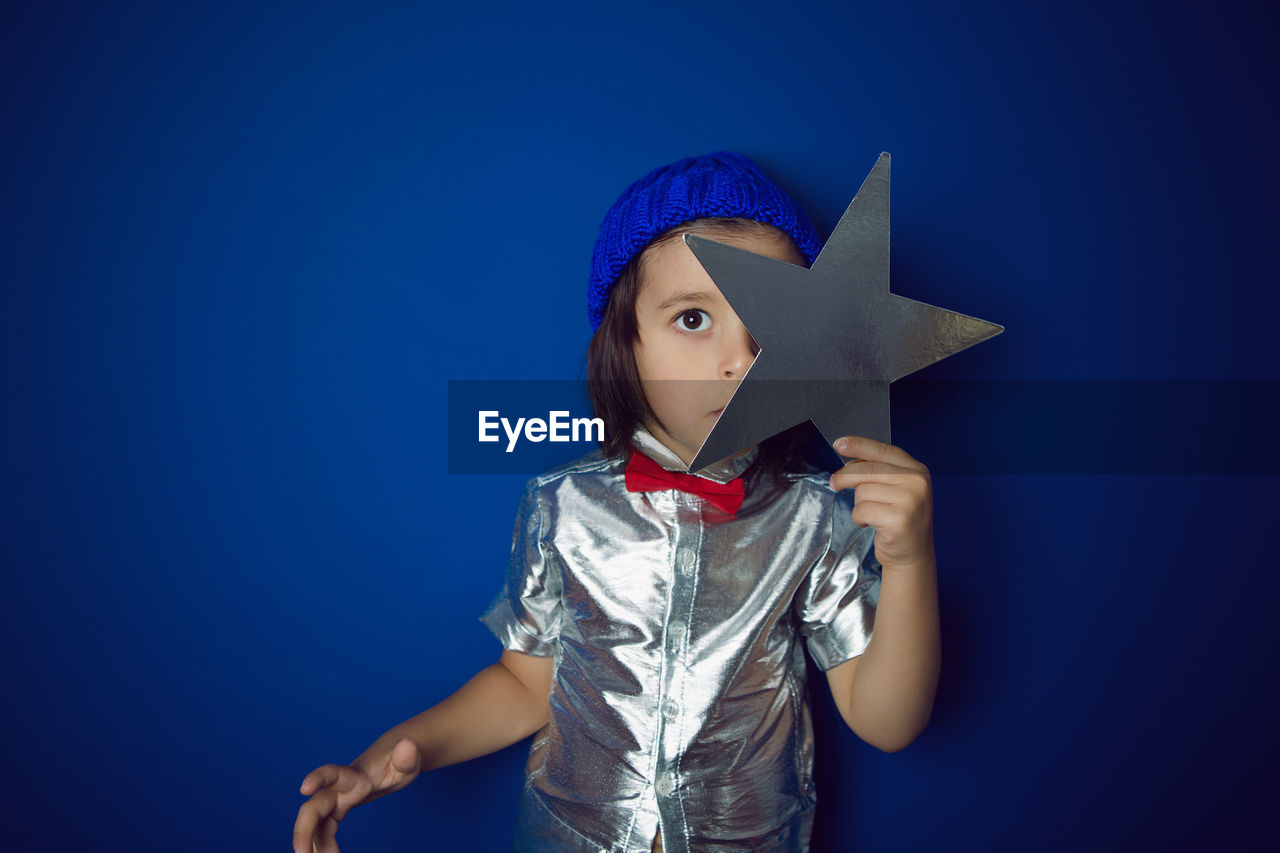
[633,228,807,467]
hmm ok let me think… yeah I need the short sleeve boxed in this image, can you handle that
[795,490,882,670]
[480,479,562,656]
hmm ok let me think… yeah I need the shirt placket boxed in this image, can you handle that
[651,495,702,853]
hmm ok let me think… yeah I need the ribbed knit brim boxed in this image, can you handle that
[587,151,821,329]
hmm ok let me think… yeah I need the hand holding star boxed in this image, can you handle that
[829,434,935,572]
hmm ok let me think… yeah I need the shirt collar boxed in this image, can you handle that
[630,427,758,485]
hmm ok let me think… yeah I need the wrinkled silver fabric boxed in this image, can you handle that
[483,429,880,853]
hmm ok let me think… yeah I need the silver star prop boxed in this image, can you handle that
[685,152,1003,472]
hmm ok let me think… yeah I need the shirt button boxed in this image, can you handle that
[656,773,676,797]
[662,699,680,720]
[669,621,687,643]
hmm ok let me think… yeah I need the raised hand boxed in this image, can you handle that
[292,737,422,853]
[828,435,934,572]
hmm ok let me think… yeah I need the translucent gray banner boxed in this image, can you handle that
[447,380,1280,475]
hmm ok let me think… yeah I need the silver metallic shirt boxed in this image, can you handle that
[483,429,880,852]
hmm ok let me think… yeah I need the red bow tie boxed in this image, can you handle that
[624,451,746,515]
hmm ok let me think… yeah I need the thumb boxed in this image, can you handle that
[390,737,422,777]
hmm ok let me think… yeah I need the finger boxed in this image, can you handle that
[849,499,900,530]
[830,465,927,493]
[292,812,313,853]
[293,790,338,851]
[292,804,318,853]
[846,482,906,508]
[314,815,341,853]
[299,764,345,796]
[390,738,422,778]
[832,435,925,470]
[830,465,913,488]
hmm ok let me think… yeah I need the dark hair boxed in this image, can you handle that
[586,218,811,478]
[587,250,649,459]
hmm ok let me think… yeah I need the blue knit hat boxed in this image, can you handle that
[587,151,822,329]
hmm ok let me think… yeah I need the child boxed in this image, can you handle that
[294,152,940,853]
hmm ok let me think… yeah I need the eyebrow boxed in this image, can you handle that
[654,290,717,311]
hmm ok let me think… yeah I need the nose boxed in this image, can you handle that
[720,317,759,379]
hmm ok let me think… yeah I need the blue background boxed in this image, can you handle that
[3,1,1277,850]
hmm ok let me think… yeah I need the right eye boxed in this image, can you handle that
[678,309,711,332]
